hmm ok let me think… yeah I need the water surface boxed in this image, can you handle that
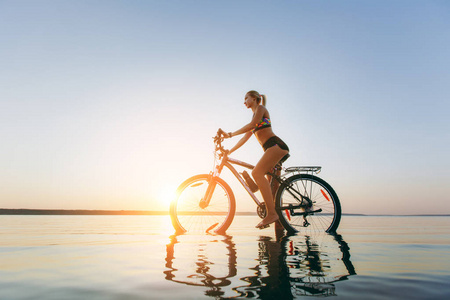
[1,215,449,299]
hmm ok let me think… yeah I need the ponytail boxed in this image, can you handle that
[247,90,267,106]
[260,94,267,106]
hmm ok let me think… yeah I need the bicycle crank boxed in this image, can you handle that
[257,203,267,219]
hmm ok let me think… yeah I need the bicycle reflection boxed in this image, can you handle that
[164,234,237,298]
[164,233,356,298]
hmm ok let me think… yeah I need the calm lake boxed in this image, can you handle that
[1,215,449,299]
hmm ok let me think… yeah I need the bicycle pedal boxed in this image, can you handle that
[257,224,270,230]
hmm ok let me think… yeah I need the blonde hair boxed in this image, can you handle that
[247,90,267,106]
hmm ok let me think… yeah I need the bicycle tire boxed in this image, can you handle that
[275,174,341,234]
[170,174,236,234]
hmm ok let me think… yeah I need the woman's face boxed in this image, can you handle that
[244,93,256,108]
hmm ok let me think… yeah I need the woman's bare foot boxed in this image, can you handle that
[256,214,279,229]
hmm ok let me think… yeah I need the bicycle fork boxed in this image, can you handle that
[199,174,217,209]
[199,156,226,209]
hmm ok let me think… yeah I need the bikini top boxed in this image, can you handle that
[252,117,271,133]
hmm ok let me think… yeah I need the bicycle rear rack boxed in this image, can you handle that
[284,166,321,174]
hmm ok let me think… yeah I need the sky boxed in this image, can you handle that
[1,0,449,215]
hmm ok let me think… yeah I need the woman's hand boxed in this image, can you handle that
[219,128,232,139]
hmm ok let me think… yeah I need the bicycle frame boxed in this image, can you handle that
[206,153,264,207]
[200,132,318,215]
[201,152,305,208]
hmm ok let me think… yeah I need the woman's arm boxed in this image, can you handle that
[226,106,266,138]
[229,132,252,154]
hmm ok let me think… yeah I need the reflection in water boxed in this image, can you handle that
[237,234,356,298]
[164,233,356,299]
[165,234,237,298]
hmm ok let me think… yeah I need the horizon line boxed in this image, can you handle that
[0,208,449,217]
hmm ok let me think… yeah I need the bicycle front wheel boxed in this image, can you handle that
[170,174,236,234]
[275,174,341,234]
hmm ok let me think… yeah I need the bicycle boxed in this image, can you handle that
[170,130,341,234]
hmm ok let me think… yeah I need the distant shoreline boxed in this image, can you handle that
[0,209,256,216]
[0,209,449,216]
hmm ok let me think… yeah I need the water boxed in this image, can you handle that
[1,215,449,299]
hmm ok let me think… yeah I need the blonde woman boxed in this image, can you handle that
[220,90,289,229]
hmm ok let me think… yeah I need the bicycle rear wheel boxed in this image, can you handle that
[170,174,236,234]
[275,174,341,234]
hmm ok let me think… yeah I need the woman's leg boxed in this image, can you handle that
[252,145,289,227]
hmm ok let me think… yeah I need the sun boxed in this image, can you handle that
[156,184,178,210]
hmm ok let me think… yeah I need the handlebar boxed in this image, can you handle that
[214,129,228,157]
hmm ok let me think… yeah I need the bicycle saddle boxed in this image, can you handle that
[279,153,290,165]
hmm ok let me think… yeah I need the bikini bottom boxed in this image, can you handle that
[262,136,290,164]
[262,136,289,152]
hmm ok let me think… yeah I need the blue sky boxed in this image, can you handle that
[1,0,449,214]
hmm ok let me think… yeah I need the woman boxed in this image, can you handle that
[220,90,289,229]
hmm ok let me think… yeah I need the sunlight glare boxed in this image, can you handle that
[157,183,178,210]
